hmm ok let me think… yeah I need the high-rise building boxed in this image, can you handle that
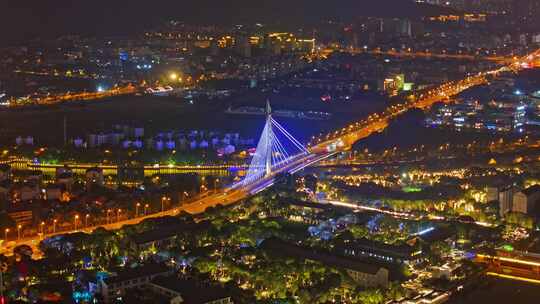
[512,185,540,215]
[235,36,252,58]
[513,0,540,28]
[499,186,514,216]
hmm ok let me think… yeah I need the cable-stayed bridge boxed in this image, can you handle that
[4,49,540,259]
[235,102,309,187]
[196,47,539,207]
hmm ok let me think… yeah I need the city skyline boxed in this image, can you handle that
[0,0,540,303]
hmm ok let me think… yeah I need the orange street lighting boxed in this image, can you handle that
[136,202,141,217]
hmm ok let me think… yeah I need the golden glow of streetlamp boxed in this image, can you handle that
[169,72,178,81]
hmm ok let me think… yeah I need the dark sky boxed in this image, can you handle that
[0,0,448,45]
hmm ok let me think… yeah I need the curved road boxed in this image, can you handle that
[2,49,539,258]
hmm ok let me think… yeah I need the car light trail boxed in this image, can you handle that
[322,199,413,218]
[486,272,540,285]
[477,254,540,267]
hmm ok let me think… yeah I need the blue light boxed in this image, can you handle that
[414,227,435,236]
[514,90,523,95]
[97,85,105,93]
[73,291,92,302]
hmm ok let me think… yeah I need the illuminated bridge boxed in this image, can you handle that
[233,102,310,188]
[3,48,540,258]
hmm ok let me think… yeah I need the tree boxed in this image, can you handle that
[349,225,368,239]
[386,282,405,301]
[356,289,384,304]
[506,212,534,229]
[430,241,451,258]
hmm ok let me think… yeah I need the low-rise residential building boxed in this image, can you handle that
[85,167,104,190]
[7,205,34,226]
[11,182,41,202]
[130,228,178,252]
[45,184,63,201]
[98,263,172,303]
[499,186,515,216]
[149,276,234,304]
[130,221,210,253]
[56,171,74,192]
[0,180,11,201]
[260,237,389,288]
[513,185,540,215]
[0,164,11,182]
[338,238,421,264]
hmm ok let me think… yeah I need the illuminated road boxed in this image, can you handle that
[475,253,540,284]
[2,49,540,257]
[354,48,514,64]
[4,85,137,107]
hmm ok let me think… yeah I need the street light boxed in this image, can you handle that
[85,214,90,228]
[17,225,22,240]
[107,209,112,224]
[74,215,79,230]
[182,191,189,203]
[161,196,171,213]
[4,228,9,241]
[53,219,57,234]
[144,204,149,216]
[117,209,121,222]
[136,202,141,217]
[40,221,45,236]
[161,196,166,213]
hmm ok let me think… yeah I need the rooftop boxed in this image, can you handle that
[337,237,416,258]
[151,276,232,304]
[86,167,103,174]
[260,237,385,275]
[287,199,333,210]
[131,221,210,245]
[104,263,171,285]
[521,185,540,196]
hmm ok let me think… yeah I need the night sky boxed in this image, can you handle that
[0,0,449,45]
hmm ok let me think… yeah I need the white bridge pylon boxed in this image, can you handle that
[239,101,309,186]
